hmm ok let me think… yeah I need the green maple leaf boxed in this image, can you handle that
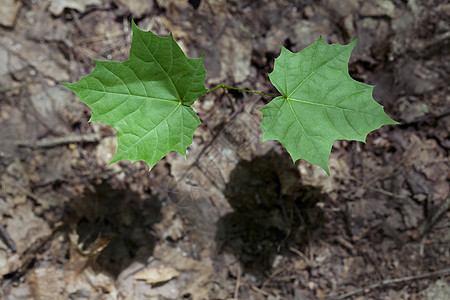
[62,21,207,169]
[261,37,398,174]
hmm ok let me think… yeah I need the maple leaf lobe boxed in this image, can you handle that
[62,20,207,170]
[261,37,398,175]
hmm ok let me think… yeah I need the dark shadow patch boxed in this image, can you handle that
[63,183,161,278]
[215,151,326,276]
[188,0,201,9]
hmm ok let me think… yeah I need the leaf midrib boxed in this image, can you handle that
[119,103,182,155]
[80,86,182,104]
[286,99,318,153]
[287,43,348,98]
[287,89,374,116]
[135,31,182,102]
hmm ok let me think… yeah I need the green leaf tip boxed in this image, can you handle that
[261,37,398,175]
[62,20,207,170]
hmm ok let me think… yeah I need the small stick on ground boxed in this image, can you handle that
[327,268,450,300]
[250,284,273,297]
[0,223,16,252]
[262,267,286,290]
[233,263,241,299]
[15,133,102,149]
[289,246,314,267]
[420,197,450,236]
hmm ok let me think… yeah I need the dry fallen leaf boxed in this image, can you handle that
[116,0,153,18]
[153,244,214,299]
[49,0,103,16]
[63,228,116,297]
[154,206,184,241]
[0,0,21,27]
[134,265,180,284]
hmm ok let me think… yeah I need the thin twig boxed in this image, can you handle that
[76,31,124,44]
[233,263,241,299]
[0,223,16,252]
[347,175,408,199]
[289,246,314,267]
[15,133,102,148]
[71,9,88,36]
[224,90,236,113]
[250,284,273,297]
[0,83,29,94]
[420,197,450,236]
[326,268,450,300]
[262,267,286,290]
[206,84,279,98]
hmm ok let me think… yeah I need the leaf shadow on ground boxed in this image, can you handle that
[215,151,327,277]
[63,183,162,278]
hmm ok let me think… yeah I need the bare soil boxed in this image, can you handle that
[0,0,449,299]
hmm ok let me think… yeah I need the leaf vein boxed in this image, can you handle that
[288,44,348,98]
[287,100,317,152]
[136,31,180,100]
[119,104,182,157]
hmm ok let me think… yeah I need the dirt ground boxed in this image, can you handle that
[0,0,449,299]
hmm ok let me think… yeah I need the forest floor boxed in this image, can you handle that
[0,0,449,299]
